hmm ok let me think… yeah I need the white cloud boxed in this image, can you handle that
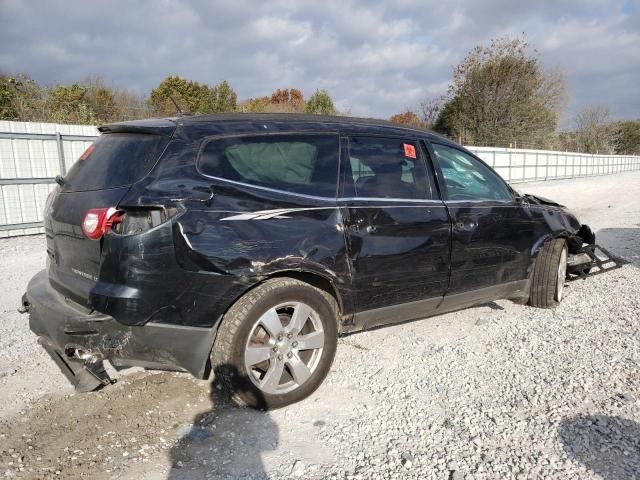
[0,0,637,121]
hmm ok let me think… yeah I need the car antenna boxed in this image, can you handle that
[168,94,191,117]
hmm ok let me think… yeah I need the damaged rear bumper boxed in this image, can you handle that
[23,270,216,392]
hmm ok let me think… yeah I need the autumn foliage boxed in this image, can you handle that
[0,74,340,123]
[389,111,425,129]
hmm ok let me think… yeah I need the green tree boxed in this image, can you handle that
[149,75,237,116]
[45,83,95,124]
[304,89,337,115]
[1,73,146,124]
[212,80,238,112]
[82,77,120,123]
[613,120,640,155]
[0,76,18,119]
[434,37,566,148]
[0,74,45,121]
[433,97,462,139]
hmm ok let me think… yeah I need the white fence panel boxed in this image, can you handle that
[466,146,640,183]
[0,121,639,237]
[0,121,99,237]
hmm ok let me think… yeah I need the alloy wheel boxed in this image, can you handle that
[244,302,324,395]
[556,246,568,301]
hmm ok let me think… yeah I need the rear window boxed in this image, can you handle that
[62,133,169,192]
[198,134,339,197]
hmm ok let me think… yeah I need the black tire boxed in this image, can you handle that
[211,277,339,410]
[529,238,567,308]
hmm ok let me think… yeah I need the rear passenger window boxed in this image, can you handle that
[198,134,339,197]
[346,136,431,199]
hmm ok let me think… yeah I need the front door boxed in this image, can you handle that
[339,135,451,328]
[427,142,536,302]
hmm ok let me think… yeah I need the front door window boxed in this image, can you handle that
[431,143,512,202]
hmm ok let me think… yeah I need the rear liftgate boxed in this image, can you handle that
[566,244,627,281]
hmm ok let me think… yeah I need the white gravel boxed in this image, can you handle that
[0,236,71,418]
[0,171,639,480]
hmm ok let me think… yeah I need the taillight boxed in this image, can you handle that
[82,207,123,240]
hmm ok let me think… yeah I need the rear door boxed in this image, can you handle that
[427,142,535,299]
[45,131,171,306]
[339,135,451,328]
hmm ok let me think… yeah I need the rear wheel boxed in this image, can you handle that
[211,278,338,409]
[529,238,568,308]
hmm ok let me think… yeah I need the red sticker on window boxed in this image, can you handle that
[79,144,96,161]
[403,143,416,159]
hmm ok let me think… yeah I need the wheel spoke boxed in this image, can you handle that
[286,353,312,385]
[288,303,311,334]
[295,331,324,350]
[245,346,272,366]
[260,359,285,392]
[259,308,283,338]
[246,301,324,395]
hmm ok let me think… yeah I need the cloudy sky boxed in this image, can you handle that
[1,0,638,125]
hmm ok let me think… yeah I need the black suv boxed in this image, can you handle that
[23,114,595,409]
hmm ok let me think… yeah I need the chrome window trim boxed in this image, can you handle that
[444,199,515,205]
[197,174,338,202]
[193,175,446,205]
[338,197,443,204]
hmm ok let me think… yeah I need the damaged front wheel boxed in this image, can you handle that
[529,238,568,308]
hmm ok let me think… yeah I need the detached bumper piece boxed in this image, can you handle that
[38,337,113,393]
[567,244,627,280]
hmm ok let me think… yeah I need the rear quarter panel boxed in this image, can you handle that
[173,185,352,317]
[111,127,352,328]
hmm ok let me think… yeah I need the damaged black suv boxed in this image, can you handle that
[23,114,597,409]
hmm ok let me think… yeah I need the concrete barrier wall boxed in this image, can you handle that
[1,121,639,237]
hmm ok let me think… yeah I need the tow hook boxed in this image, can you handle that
[18,294,30,314]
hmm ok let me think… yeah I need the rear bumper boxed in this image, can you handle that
[25,270,216,390]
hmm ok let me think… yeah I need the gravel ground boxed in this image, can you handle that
[1,172,639,480]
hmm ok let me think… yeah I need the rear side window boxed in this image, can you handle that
[63,133,169,192]
[198,134,339,197]
[345,136,431,199]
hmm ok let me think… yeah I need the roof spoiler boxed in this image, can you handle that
[98,118,177,136]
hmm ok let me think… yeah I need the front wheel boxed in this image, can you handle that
[211,278,338,409]
[529,238,568,308]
